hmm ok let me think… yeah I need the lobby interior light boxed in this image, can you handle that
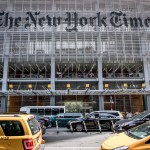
[142,83,145,88]
[104,83,109,89]
[123,83,128,88]
[67,84,71,89]
[9,84,13,89]
[28,84,32,89]
[85,84,90,89]
[47,84,51,89]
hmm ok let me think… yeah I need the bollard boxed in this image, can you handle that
[97,120,101,133]
[83,121,87,133]
[55,120,59,134]
[70,122,73,133]
[111,120,115,133]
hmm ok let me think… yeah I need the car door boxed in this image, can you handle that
[0,124,10,149]
[55,113,65,127]
[63,113,76,126]
[98,114,112,130]
[84,115,98,129]
[0,120,25,150]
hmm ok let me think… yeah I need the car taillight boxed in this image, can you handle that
[22,139,34,150]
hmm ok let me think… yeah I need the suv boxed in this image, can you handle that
[89,110,123,120]
[0,114,45,150]
[50,113,83,127]
[113,111,150,132]
[67,112,121,132]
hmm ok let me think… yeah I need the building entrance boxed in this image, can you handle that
[104,95,144,114]
[55,95,99,114]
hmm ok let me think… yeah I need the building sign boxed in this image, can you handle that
[0,11,150,32]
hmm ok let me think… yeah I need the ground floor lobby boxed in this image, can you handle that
[7,94,145,115]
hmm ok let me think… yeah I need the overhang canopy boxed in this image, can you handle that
[0,89,149,96]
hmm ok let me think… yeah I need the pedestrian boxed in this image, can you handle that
[126,112,133,119]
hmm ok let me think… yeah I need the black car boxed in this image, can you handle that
[66,112,121,132]
[38,120,46,135]
[35,115,51,127]
[113,111,150,132]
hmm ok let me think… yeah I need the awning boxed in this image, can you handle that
[0,89,149,96]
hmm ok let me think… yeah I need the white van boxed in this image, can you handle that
[20,106,65,116]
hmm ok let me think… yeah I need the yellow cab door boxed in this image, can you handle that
[0,125,11,149]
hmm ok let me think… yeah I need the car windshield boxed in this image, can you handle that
[129,112,149,121]
[126,122,150,139]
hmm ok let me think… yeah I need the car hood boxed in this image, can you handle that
[102,132,138,149]
[115,119,132,125]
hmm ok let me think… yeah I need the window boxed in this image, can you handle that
[28,118,40,135]
[45,108,52,115]
[0,121,24,136]
[30,109,38,114]
[38,109,44,115]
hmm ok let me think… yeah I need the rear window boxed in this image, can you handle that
[64,113,83,118]
[109,112,119,116]
[0,121,24,136]
[28,118,40,135]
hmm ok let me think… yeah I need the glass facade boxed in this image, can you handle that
[0,0,150,114]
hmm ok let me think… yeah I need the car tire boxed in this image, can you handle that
[75,124,83,132]
[104,122,112,130]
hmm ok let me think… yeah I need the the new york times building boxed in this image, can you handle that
[0,0,150,114]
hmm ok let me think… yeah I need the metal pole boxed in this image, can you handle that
[97,120,101,133]
[83,121,87,133]
[55,120,59,134]
[70,122,73,133]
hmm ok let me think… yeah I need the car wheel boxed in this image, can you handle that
[75,124,83,132]
[104,122,112,130]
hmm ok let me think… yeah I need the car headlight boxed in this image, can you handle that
[114,146,128,150]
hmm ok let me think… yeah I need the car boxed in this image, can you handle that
[0,114,45,150]
[35,115,51,127]
[101,121,150,150]
[38,119,46,135]
[89,110,123,120]
[50,113,83,127]
[67,112,121,132]
[113,111,150,132]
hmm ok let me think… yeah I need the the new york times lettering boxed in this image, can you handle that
[0,10,149,31]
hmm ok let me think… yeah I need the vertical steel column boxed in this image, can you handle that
[1,36,10,112]
[98,59,104,110]
[143,60,150,111]
[50,30,56,106]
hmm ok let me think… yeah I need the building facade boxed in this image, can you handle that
[0,0,150,114]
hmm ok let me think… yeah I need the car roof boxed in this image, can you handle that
[0,114,35,120]
[57,113,82,115]
[97,110,120,112]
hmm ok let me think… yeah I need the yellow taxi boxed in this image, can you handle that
[0,114,45,150]
[101,121,150,150]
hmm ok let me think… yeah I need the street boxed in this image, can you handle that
[42,127,114,150]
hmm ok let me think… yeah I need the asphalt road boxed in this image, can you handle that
[42,127,114,150]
